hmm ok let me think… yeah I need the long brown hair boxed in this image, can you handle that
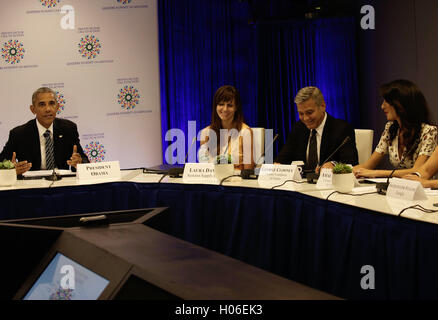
[209,85,244,151]
[380,79,432,155]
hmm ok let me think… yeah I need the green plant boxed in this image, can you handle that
[332,163,352,174]
[216,154,232,164]
[0,159,15,170]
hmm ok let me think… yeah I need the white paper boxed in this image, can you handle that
[350,186,378,194]
[182,163,218,184]
[258,164,301,188]
[316,168,333,189]
[22,170,52,177]
[359,178,390,183]
[424,188,438,196]
[386,177,428,201]
[76,161,121,182]
[23,169,75,178]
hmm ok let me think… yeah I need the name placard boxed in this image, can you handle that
[183,163,218,184]
[258,164,302,188]
[387,178,428,201]
[316,165,360,190]
[77,161,121,182]
[316,168,333,189]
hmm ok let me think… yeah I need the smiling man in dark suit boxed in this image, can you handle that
[0,87,89,175]
[275,86,358,171]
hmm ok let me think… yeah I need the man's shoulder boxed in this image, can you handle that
[54,117,78,129]
[326,113,354,130]
[9,119,36,135]
[290,120,308,133]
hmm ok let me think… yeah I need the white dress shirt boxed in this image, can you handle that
[306,112,327,164]
[35,119,54,170]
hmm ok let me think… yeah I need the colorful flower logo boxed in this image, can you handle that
[49,287,74,300]
[55,91,66,115]
[84,141,106,163]
[118,86,140,110]
[78,35,101,60]
[117,0,132,4]
[1,40,25,64]
[40,0,60,8]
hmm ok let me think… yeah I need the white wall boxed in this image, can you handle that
[0,0,162,168]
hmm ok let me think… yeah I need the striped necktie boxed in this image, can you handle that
[43,130,55,170]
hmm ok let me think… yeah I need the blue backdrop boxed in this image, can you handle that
[158,0,360,162]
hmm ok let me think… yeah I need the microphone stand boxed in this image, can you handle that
[375,140,418,195]
[169,136,197,178]
[44,168,62,181]
[241,134,279,179]
[306,136,351,184]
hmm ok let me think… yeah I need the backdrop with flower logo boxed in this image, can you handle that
[0,0,161,168]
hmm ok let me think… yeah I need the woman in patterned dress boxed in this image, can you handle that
[403,147,438,187]
[353,79,437,178]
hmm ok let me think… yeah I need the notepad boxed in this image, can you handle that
[22,170,75,179]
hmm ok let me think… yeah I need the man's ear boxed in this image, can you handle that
[30,105,35,114]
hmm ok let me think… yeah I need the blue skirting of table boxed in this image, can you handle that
[1,181,438,299]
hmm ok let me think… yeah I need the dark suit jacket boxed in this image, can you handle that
[0,118,89,170]
[275,113,359,167]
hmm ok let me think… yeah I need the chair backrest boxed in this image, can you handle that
[354,129,374,164]
[251,128,265,164]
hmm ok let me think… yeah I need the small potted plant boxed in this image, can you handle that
[0,159,17,187]
[332,163,354,193]
[214,154,234,180]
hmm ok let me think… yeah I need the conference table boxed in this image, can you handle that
[2,169,438,299]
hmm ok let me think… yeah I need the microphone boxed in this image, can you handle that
[216,136,232,164]
[376,139,419,195]
[321,136,351,166]
[306,136,351,184]
[44,168,62,181]
[241,133,279,179]
[168,136,197,178]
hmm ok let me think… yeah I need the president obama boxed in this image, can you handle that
[0,87,89,175]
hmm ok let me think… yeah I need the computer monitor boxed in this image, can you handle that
[12,207,180,300]
[14,230,132,300]
[23,252,109,300]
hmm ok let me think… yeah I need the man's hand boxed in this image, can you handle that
[316,162,335,173]
[67,145,82,168]
[12,152,32,175]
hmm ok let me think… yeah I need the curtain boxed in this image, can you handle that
[159,0,360,162]
[158,0,257,163]
[257,17,360,154]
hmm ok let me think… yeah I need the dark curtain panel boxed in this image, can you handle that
[158,0,257,164]
[257,17,360,154]
[159,0,359,163]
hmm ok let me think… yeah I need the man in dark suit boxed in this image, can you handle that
[275,86,358,171]
[0,87,89,175]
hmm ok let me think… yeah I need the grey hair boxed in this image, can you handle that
[32,87,57,106]
[294,86,325,107]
